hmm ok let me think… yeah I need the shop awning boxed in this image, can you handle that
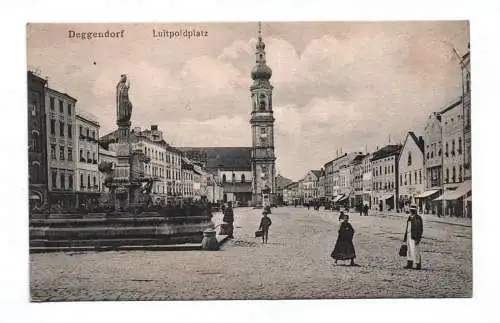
[434,180,471,201]
[337,195,349,202]
[333,194,344,203]
[415,189,440,199]
[381,194,394,200]
[29,194,40,200]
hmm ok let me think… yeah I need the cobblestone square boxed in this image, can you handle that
[30,207,472,301]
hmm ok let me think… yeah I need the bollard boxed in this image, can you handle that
[201,229,219,251]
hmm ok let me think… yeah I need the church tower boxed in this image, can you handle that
[250,22,276,207]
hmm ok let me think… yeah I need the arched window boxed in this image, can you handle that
[222,174,226,183]
[232,173,236,183]
[452,167,456,182]
[241,174,245,183]
[408,152,412,166]
[458,137,462,154]
[446,168,449,182]
[466,72,470,92]
[445,142,449,156]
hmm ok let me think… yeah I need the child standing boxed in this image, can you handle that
[259,211,272,244]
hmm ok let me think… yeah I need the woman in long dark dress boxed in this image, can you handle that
[331,214,357,266]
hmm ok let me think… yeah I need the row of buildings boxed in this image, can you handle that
[28,25,284,210]
[284,47,471,217]
[28,71,225,210]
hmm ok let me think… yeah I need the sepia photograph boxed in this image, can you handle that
[27,21,472,301]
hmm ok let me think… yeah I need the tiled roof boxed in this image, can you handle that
[371,144,402,161]
[177,147,252,171]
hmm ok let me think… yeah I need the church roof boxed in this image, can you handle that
[177,147,252,171]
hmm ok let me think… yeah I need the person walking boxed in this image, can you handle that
[403,204,423,269]
[222,201,235,239]
[331,214,357,266]
[258,210,272,244]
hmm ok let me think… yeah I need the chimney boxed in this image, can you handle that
[151,125,158,131]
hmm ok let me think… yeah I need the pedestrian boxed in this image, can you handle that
[338,210,346,222]
[359,202,363,216]
[403,204,423,270]
[221,201,235,239]
[258,210,272,244]
[331,214,357,266]
[363,204,369,217]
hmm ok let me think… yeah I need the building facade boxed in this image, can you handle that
[250,25,276,207]
[361,153,372,207]
[461,48,471,181]
[371,145,401,211]
[300,170,321,203]
[439,98,469,217]
[28,71,48,209]
[398,132,425,212]
[45,87,77,208]
[75,110,100,207]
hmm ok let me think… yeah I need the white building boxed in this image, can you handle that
[398,132,425,212]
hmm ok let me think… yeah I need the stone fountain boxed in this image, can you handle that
[29,75,220,252]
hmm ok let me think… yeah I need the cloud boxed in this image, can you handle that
[27,22,469,181]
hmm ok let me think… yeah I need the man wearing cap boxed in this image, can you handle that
[403,204,423,269]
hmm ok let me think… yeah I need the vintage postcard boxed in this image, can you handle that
[27,21,471,301]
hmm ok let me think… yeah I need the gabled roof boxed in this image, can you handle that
[408,131,424,153]
[276,174,294,190]
[311,170,322,178]
[177,147,252,171]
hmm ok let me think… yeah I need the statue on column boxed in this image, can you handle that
[116,74,133,124]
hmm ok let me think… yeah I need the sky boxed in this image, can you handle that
[27,21,469,181]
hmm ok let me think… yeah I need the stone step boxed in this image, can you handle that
[30,243,202,254]
[30,238,171,248]
[30,228,203,241]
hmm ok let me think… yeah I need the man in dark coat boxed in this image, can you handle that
[403,205,424,269]
[222,201,235,238]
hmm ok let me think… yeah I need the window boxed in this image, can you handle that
[241,174,246,183]
[59,100,64,113]
[60,173,65,189]
[452,140,456,155]
[232,173,236,183]
[93,176,96,187]
[50,97,55,110]
[51,171,57,188]
[51,144,56,160]
[88,175,91,188]
[452,167,456,182]
[50,119,56,135]
[59,146,65,160]
[79,149,84,162]
[260,127,266,134]
[68,124,72,138]
[445,168,449,183]
[419,170,422,184]
[404,173,407,185]
[92,131,95,139]
[59,121,65,137]
[408,152,412,166]
[400,174,403,185]
[222,174,226,183]
[30,132,39,153]
[67,104,72,115]
[87,151,90,163]
[30,103,37,116]
[409,172,412,185]
[93,152,96,163]
[79,126,83,137]
[459,165,463,182]
[86,128,90,137]
[458,137,462,154]
[68,174,73,189]
[445,142,449,157]
[414,171,418,184]
[466,72,470,92]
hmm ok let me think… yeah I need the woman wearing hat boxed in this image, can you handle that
[331,213,357,266]
[403,204,423,269]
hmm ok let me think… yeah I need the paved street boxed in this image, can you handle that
[30,207,472,301]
